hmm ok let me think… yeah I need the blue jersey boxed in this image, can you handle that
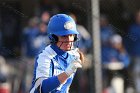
[22,27,50,57]
[102,46,130,68]
[125,23,140,56]
[30,44,80,93]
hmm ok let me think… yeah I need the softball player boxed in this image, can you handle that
[30,14,84,93]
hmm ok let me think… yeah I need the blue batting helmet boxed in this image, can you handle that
[47,14,79,36]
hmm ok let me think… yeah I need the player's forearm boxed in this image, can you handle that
[41,72,69,92]
[57,72,69,83]
[41,76,60,92]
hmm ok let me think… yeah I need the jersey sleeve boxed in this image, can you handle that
[35,51,52,79]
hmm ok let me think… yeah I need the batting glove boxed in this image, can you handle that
[65,58,82,76]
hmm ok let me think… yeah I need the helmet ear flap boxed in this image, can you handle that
[74,35,79,41]
[49,34,58,43]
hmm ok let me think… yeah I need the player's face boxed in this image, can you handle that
[57,34,75,51]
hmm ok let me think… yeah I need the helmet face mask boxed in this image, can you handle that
[56,34,79,51]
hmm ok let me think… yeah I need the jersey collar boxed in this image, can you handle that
[50,44,68,58]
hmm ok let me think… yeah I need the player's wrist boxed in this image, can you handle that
[57,72,69,84]
[65,68,76,76]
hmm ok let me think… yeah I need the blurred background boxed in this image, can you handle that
[0,0,140,93]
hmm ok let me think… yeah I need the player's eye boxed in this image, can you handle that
[61,35,67,38]
[63,34,74,37]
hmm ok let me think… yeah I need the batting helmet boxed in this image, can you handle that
[47,14,79,42]
[48,14,79,35]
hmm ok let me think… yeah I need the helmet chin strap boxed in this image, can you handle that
[58,41,74,51]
